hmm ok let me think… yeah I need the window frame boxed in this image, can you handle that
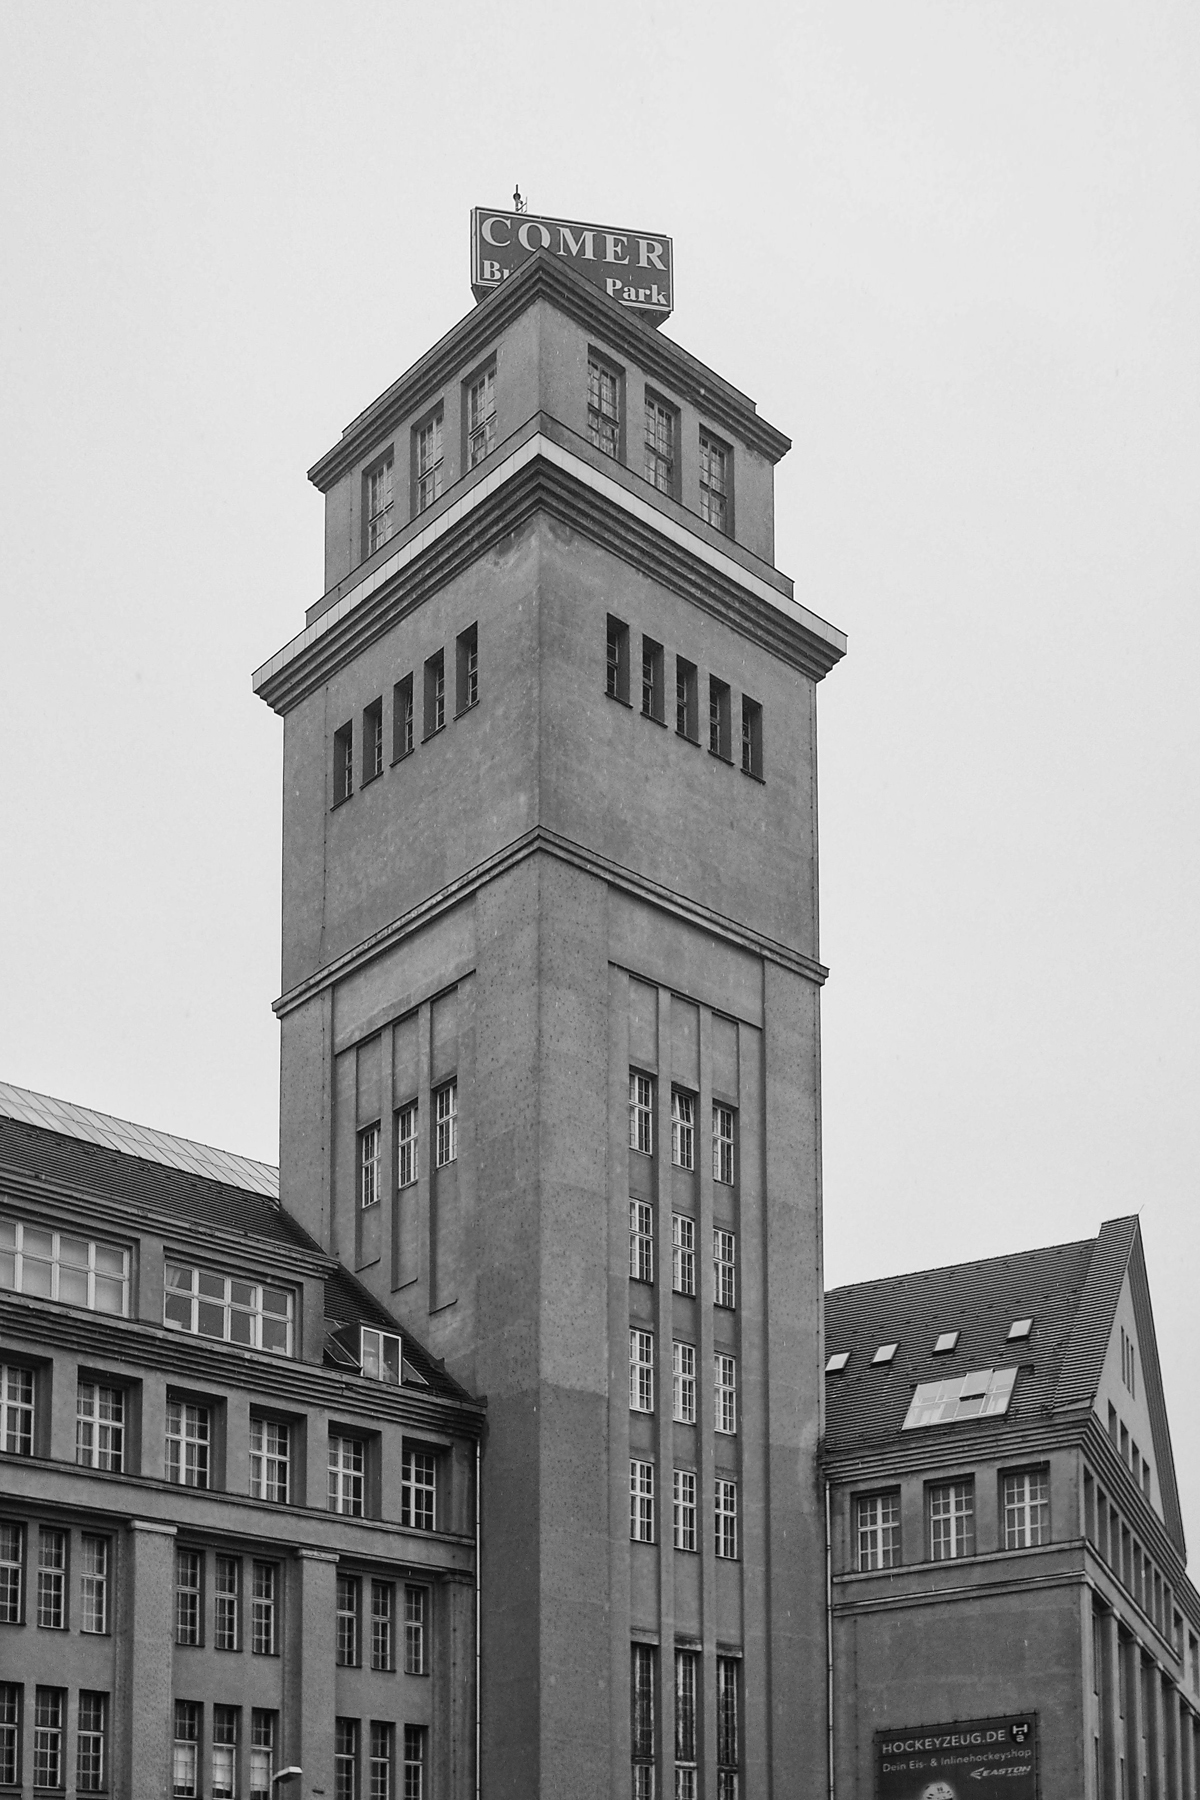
[675,656,699,741]
[854,1489,901,1571]
[412,408,444,517]
[630,1329,655,1414]
[741,695,763,780]
[362,698,384,786]
[587,351,623,460]
[423,649,446,739]
[33,1687,65,1794]
[0,1218,130,1317]
[928,1478,976,1561]
[643,391,678,497]
[166,1397,212,1490]
[673,1468,697,1552]
[358,1122,381,1210]
[396,1099,419,1188]
[629,1071,654,1155]
[249,1414,291,1504]
[456,623,479,715]
[333,721,354,806]
[36,1525,66,1631]
[76,1379,125,1473]
[715,1479,739,1559]
[640,636,665,724]
[214,1551,240,1651]
[1002,1466,1050,1549]
[175,1545,203,1646]
[670,1089,695,1170]
[629,1200,654,1285]
[713,1228,736,1310]
[402,1726,426,1800]
[164,1263,294,1357]
[0,1523,23,1625]
[328,1432,367,1518]
[76,1690,107,1795]
[212,1704,239,1800]
[606,615,631,705]
[392,674,415,764]
[335,1717,359,1800]
[403,1583,428,1676]
[699,428,732,535]
[172,1699,200,1800]
[714,1352,738,1436]
[0,1683,20,1788]
[363,449,396,558]
[251,1559,278,1656]
[709,678,732,761]
[465,362,497,469]
[630,1459,655,1543]
[434,1080,458,1168]
[672,1214,696,1297]
[336,1570,362,1668]
[79,1533,109,1635]
[250,1711,276,1800]
[371,1578,395,1673]
[673,1340,696,1425]
[401,1445,437,1531]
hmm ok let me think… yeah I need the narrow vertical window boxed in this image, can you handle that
[715,1354,738,1436]
[673,1469,697,1552]
[212,1707,238,1800]
[397,1101,419,1187]
[588,356,621,458]
[631,1645,656,1797]
[76,1691,107,1794]
[175,1547,202,1645]
[250,1418,290,1503]
[675,657,698,740]
[630,1460,655,1542]
[402,1726,426,1800]
[0,1686,19,1788]
[166,1399,210,1489]
[0,1525,22,1623]
[629,1200,654,1284]
[715,1480,739,1559]
[33,1689,64,1793]
[334,722,354,804]
[423,650,446,737]
[467,367,496,467]
[250,1712,276,1800]
[36,1527,65,1630]
[671,1090,695,1169]
[215,1553,240,1649]
[675,1650,698,1793]
[699,431,730,533]
[716,1658,740,1799]
[606,615,630,702]
[414,413,443,515]
[929,1480,975,1560]
[434,1081,458,1168]
[712,1104,735,1185]
[713,1230,737,1310]
[335,1719,359,1800]
[336,1573,361,1667]
[79,1534,109,1634]
[741,696,762,779]
[630,1330,655,1414]
[366,454,395,554]
[644,394,676,493]
[77,1381,124,1471]
[359,1123,381,1209]
[456,623,479,713]
[328,1435,365,1516]
[369,1723,394,1800]
[672,1215,695,1297]
[371,1580,395,1671]
[0,1365,34,1455]
[362,699,384,783]
[1003,1469,1050,1548]
[252,1561,277,1655]
[401,1448,437,1531]
[673,1341,696,1425]
[641,637,664,722]
[629,1072,654,1154]
[173,1700,200,1799]
[403,1585,428,1676]
[709,679,731,760]
[392,674,415,761]
[855,1492,901,1570]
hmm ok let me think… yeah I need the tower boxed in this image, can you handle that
[254,231,846,1798]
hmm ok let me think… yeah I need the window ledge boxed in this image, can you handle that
[331,793,353,810]
[605,691,633,708]
[708,750,734,767]
[741,768,765,785]
[641,711,667,729]
[361,771,383,790]
[422,726,445,744]
[454,700,479,721]
[390,749,414,768]
[676,729,700,746]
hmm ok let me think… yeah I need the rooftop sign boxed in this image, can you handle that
[471,207,673,321]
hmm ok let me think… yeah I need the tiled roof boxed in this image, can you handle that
[823,1226,1136,1454]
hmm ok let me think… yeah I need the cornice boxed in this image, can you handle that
[272,827,828,1022]
[822,1411,1089,1484]
[307,252,790,493]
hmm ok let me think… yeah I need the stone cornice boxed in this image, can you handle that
[307,251,790,493]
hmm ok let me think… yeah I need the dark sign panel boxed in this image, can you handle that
[471,208,673,319]
[876,1713,1038,1800]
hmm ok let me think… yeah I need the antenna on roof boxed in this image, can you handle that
[513,186,527,214]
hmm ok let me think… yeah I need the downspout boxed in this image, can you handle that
[825,1478,835,1800]
[475,1438,482,1800]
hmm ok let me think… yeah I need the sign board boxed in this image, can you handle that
[471,208,673,320]
[875,1713,1038,1800]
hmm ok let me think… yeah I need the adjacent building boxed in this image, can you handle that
[825,1215,1200,1799]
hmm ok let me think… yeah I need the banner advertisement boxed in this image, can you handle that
[875,1713,1039,1800]
[471,208,673,318]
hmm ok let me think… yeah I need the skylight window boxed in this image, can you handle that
[871,1343,898,1366]
[1007,1317,1033,1341]
[933,1330,960,1354]
[825,1351,850,1373]
[902,1366,1018,1430]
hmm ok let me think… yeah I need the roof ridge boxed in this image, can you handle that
[827,1231,1098,1300]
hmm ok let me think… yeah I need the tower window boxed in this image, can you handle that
[715,1479,739,1558]
[423,650,446,738]
[333,722,354,804]
[717,1658,740,1792]
[715,1353,737,1435]
[1003,1469,1050,1548]
[699,430,730,534]
[709,679,731,760]
[606,616,631,703]
[358,1123,381,1209]
[929,1479,975,1560]
[33,1690,65,1795]
[77,1381,124,1471]
[403,1585,427,1675]
[362,700,383,784]
[397,1101,419,1188]
[673,1469,697,1551]
[392,674,415,761]
[670,1089,695,1168]
[855,1490,901,1570]
[630,1330,655,1413]
[76,1692,107,1794]
[456,623,479,714]
[0,1364,33,1456]
[173,1699,199,1799]
[641,637,664,723]
[676,657,698,740]
[401,1447,437,1530]
[631,1644,656,1787]
[714,1229,736,1309]
[672,1214,695,1297]
[630,1459,655,1542]
[712,1104,735,1184]
[434,1081,457,1168]
[364,452,395,556]
[588,354,621,459]
[629,1071,654,1155]
[676,1649,698,1781]
[672,1340,696,1424]
[629,1200,654,1285]
[644,393,677,495]
[741,696,763,779]
[414,410,443,515]
[467,365,497,467]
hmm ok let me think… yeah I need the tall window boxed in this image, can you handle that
[1003,1469,1050,1548]
[173,1701,200,1799]
[0,1525,22,1623]
[709,678,731,760]
[366,455,394,554]
[37,1527,65,1629]
[641,637,664,722]
[1121,1327,1137,1396]
[717,1658,740,1799]
[673,1341,696,1425]
[606,615,630,703]
[929,1480,975,1561]
[741,697,763,779]
[415,413,443,514]
[79,1535,108,1634]
[371,1580,395,1672]
[456,622,480,713]
[424,648,446,736]
[334,722,354,804]
[358,1123,381,1209]
[335,1719,359,1800]
[361,1327,403,1385]
[699,431,730,533]
[33,1689,64,1792]
[588,357,620,458]
[0,1686,19,1787]
[370,1722,394,1800]
[363,697,384,784]
[77,1381,124,1471]
[329,1435,365,1516]
[630,1330,655,1414]
[393,674,415,761]
[250,1417,290,1503]
[403,1585,428,1676]
[672,1215,695,1297]
[855,1492,901,1571]
[401,1448,436,1530]
[644,394,675,493]
[715,1354,738,1435]
[673,1469,697,1552]
[397,1101,419,1187]
[631,1644,656,1799]
[467,367,496,467]
[629,1072,654,1155]
[713,1230,736,1310]
[175,1547,202,1645]
[215,1553,239,1650]
[631,1460,655,1543]
[166,1400,210,1488]
[77,1691,107,1794]
[671,1091,695,1169]
[434,1081,458,1167]
[213,1706,238,1800]
[0,1364,34,1454]
[712,1105,735,1185]
[629,1200,654,1284]
[675,657,698,740]
[403,1725,426,1800]
[336,1573,361,1667]
[715,1479,739,1559]
[676,1650,698,1797]
[164,1265,293,1355]
[0,1220,129,1314]
[250,1712,276,1800]
[252,1561,277,1655]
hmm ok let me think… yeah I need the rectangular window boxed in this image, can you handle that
[699,431,730,533]
[175,1547,202,1645]
[252,1561,277,1655]
[80,1534,109,1634]
[855,1491,901,1570]
[371,1581,394,1672]
[673,1341,696,1425]
[717,1657,740,1786]
[359,1123,381,1209]
[629,1200,654,1284]
[929,1480,975,1561]
[741,697,763,779]
[250,1417,290,1503]
[588,356,621,459]
[392,674,415,762]
[403,1585,427,1676]
[213,1706,238,1800]
[0,1685,19,1788]
[672,1215,695,1297]
[606,615,630,703]
[0,1220,129,1316]
[714,1230,736,1310]
[369,1723,393,1800]
[644,394,676,494]
[366,455,395,555]
[397,1101,419,1188]
[166,1399,211,1488]
[1003,1469,1050,1548]
[675,657,698,740]
[423,650,446,737]
[715,1354,738,1435]
[630,1330,655,1414]
[361,1327,403,1385]
[456,623,479,713]
[434,1080,457,1168]
[77,1691,107,1794]
[673,1469,697,1552]
[671,1090,695,1169]
[334,722,354,804]
[631,1644,656,1772]
[173,1700,199,1799]
[335,1719,359,1800]
[336,1573,361,1667]
[76,1382,124,1472]
[467,367,496,467]
[641,637,664,722]
[0,1364,33,1457]
[215,1553,240,1650]
[363,698,384,783]
[329,1435,365,1517]
[709,678,731,760]
[629,1072,654,1155]
[715,1479,739,1559]
[903,1366,1018,1430]
[402,1726,425,1800]
[414,413,443,515]
[712,1106,735,1185]
[164,1265,293,1355]
[401,1448,436,1531]
[0,1524,22,1623]
[631,1460,655,1543]
[250,1712,276,1800]
[676,1648,698,1770]
[36,1527,65,1630]
[33,1688,64,1792]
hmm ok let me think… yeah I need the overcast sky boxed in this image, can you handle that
[2,1,1198,1547]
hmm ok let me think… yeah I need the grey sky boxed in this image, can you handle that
[2,2,1198,1546]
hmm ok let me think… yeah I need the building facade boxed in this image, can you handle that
[825,1216,1200,1799]
[253,248,847,1799]
[0,1082,483,1800]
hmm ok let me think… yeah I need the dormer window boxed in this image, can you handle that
[360,1327,430,1388]
[164,1264,293,1356]
[0,1218,129,1317]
